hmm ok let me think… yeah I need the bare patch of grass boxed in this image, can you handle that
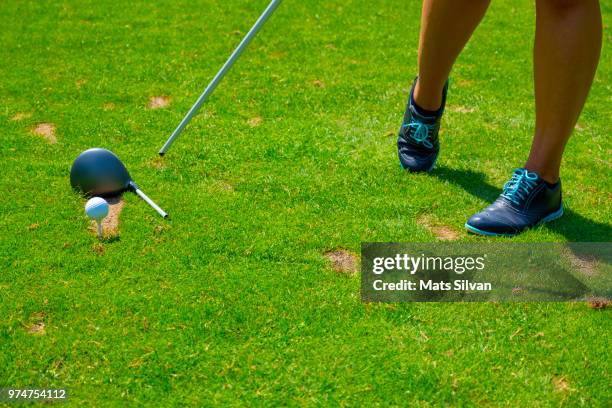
[32,123,57,143]
[211,180,235,192]
[586,297,610,310]
[92,243,105,255]
[11,112,32,121]
[148,96,171,109]
[27,312,46,335]
[552,376,572,392]
[325,249,358,275]
[455,79,474,88]
[247,117,263,127]
[28,322,46,335]
[269,51,286,59]
[104,197,124,237]
[88,197,124,238]
[417,215,460,241]
[149,157,167,170]
[312,79,326,88]
[448,105,476,113]
[563,249,599,277]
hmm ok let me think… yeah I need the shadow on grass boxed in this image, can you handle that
[432,165,612,242]
[101,235,121,244]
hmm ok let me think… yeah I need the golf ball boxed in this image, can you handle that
[85,197,109,220]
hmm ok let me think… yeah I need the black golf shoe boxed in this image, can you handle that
[465,168,564,236]
[397,79,448,172]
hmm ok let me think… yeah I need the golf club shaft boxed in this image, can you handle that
[159,0,283,155]
[134,188,169,218]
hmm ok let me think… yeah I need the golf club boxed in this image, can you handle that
[71,148,169,218]
[158,0,283,156]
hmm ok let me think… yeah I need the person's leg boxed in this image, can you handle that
[398,0,491,172]
[466,0,603,236]
[525,0,602,183]
[414,0,491,111]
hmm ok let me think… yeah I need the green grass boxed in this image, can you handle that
[1,0,610,406]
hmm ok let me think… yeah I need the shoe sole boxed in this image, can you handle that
[464,205,564,237]
[399,153,439,173]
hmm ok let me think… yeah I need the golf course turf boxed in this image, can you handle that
[1,0,610,406]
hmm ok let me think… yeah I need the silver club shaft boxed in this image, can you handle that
[134,188,169,218]
[159,0,283,155]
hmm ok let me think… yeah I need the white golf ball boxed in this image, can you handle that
[85,197,109,221]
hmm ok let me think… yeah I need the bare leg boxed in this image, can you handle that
[525,0,602,183]
[414,0,491,111]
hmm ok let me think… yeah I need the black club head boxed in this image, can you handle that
[70,148,133,197]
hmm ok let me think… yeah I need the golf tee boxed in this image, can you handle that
[97,221,103,239]
[134,188,168,218]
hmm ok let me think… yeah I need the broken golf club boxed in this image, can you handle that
[158,0,283,156]
[71,148,168,218]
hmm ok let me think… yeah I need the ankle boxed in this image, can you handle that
[524,164,559,184]
[413,80,444,112]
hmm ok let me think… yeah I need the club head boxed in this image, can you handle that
[70,148,133,197]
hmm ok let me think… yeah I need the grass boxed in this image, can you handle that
[0,0,610,406]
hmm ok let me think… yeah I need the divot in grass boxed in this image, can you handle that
[312,79,326,88]
[449,105,476,113]
[92,243,105,255]
[586,297,610,310]
[11,112,31,121]
[32,123,57,143]
[325,249,358,275]
[417,215,460,241]
[149,157,167,170]
[553,376,572,393]
[148,96,171,109]
[455,78,474,87]
[89,197,124,239]
[563,249,599,277]
[27,322,45,335]
[27,312,46,335]
[247,116,263,127]
[211,180,235,193]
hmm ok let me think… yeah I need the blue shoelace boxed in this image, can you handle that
[501,169,539,205]
[402,121,435,149]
